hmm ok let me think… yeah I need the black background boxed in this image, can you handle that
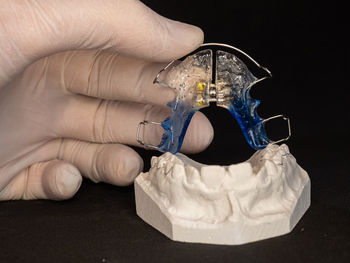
[1,0,349,262]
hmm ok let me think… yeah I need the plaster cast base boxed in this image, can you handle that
[135,176,310,245]
[135,145,311,245]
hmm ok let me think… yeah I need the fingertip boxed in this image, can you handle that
[181,111,214,154]
[55,164,82,199]
[116,147,144,186]
[98,144,144,186]
[44,161,82,200]
[166,19,204,53]
[135,2,205,61]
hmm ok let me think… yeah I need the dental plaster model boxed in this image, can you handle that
[135,144,310,245]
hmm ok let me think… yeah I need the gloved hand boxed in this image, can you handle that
[0,0,213,201]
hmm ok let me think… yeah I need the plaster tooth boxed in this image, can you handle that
[264,159,280,177]
[279,144,290,154]
[265,144,290,165]
[260,144,279,160]
[151,156,158,168]
[172,164,185,179]
[228,162,253,181]
[173,156,184,166]
[200,166,226,188]
[271,151,283,166]
[165,161,174,174]
[157,157,167,169]
[163,152,174,161]
[185,165,201,184]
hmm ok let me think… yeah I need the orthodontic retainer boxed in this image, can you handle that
[137,43,291,154]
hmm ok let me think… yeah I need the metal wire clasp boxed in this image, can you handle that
[262,115,292,144]
[136,121,162,150]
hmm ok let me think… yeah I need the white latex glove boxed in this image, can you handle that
[0,0,214,201]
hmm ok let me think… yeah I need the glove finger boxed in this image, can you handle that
[57,139,143,186]
[59,97,214,153]
[181,110,214,154]
[47,50,176,106]
[1,0,203,84]
[0,159,82,201]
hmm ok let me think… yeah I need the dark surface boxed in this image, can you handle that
[1,0,349,262]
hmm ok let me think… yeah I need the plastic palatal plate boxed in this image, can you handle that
[155,48,271,153]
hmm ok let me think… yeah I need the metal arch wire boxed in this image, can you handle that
[153,43,273,91]
[153,60,177,86]
[201,42,272,78]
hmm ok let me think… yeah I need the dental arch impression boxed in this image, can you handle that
[134,43,310,245]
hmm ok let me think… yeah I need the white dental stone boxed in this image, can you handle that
[200,166,226,188]
[134,144,310,245]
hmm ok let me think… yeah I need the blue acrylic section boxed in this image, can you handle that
[215,50,271,150]
[157,100,195,153]
[227,90,271,150]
